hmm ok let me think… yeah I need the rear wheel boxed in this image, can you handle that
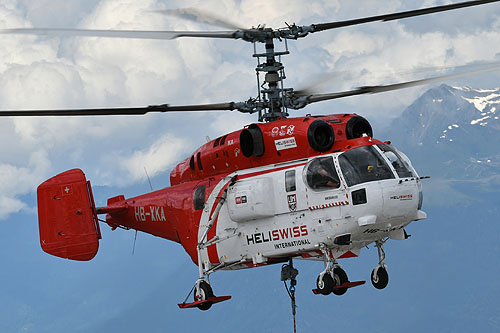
[316,273,334,295]
[195,280,214,311]
[332,267,349,295]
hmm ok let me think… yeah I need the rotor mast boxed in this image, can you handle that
[253,29,290,122]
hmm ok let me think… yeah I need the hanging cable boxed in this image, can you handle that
[281,259,299,333]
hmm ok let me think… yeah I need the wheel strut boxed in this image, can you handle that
[317,243,348,294]
[375,239,387,267]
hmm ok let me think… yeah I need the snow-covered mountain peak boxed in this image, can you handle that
[387,84,500,178]
[450,86,500,119]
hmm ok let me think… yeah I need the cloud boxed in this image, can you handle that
[0,149,51,218]
[0,0,499,220]
[115,134,190,186]
[0,196,26,219]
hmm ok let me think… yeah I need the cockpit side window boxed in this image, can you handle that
[377,144,414,178]
[193,185,206,210]
[339,146,394,186]
[305,156,340,191]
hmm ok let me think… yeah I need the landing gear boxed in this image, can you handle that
[313,244,361,296]
[316,244,347,295]
[178,186,232,310]
[312,245,366,296]
[332,266,349,295]
[194,280,214,311]
[178,278,231,310]
[371,266,389,289]
[371,239,389,290]
[316,272,334,295]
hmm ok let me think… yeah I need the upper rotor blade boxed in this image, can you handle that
[0,28,237,40]
[0,102,236,117]
[306,62,500,104]
[311,0,500,32]
[155,8,245,30]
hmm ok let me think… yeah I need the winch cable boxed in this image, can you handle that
[283,279,297,333]
[281,259,299,333]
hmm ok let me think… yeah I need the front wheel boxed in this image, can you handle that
[371,266,389,290]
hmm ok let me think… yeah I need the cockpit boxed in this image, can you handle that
[305,144,416,190]
[305,156,341,190]
[377,144,414,178]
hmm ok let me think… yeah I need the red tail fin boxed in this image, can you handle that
[37,169,101,261]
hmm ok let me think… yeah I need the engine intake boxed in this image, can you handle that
[240,124,265,157]
[308,120,335,152]
[346,115,373,139]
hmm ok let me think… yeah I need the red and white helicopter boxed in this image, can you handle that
[1,0,499,312]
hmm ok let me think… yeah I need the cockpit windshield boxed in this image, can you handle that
[339,146,394,186]
[377,144,415,178]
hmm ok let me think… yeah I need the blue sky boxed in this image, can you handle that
[1,1,500,331]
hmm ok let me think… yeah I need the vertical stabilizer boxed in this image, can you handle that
[37,169,101,261]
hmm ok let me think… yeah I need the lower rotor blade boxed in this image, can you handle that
[0,28,237,40]
[0,102,236,117]
[306,62,500,104]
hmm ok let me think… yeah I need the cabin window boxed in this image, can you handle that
[377,144,414,178]
[285,170,296,192]
[339,146,394,186]
[220,134,228,145]
[193,185,206,210]
[305,156,340,191]
[213,137,221,147]
[189,155,195,171]
[197,152,203,170]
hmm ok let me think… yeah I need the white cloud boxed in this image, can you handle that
[0,0,499,219]
[113,134,190,186]
[0,149,51,218]
[0,195,26,219]
[209,112,254,136]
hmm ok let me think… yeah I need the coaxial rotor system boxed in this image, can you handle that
[1,0,499,121]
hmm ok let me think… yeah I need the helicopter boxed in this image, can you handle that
[1,0,500,314]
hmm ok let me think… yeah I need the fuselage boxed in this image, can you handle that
[103,128,426,270]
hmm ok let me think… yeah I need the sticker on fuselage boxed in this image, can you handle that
[271,125,295,137]
[287,194,297,212]
[246,225,309,246]
[390,194,413,201]
[235,195,248,205]
[275,137,297,151]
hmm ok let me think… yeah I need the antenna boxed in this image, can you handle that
[132,167,154,256]
[144,166,153,191]
[132,230,138,256]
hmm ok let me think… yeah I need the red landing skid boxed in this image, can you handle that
[312,281,366,295]
[178,296,232,309]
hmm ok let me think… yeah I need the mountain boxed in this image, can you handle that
[387,84,500,181]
